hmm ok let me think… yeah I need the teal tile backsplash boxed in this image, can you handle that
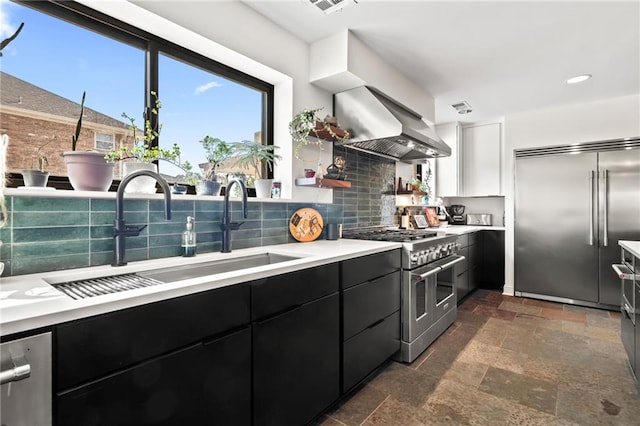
[0,149,397,277]
[0,195,343,277]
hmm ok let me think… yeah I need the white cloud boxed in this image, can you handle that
[0,0,17,39]
[194,81,222,95]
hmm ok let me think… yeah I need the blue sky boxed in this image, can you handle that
[1,0,262,173]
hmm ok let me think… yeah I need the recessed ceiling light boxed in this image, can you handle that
[566,74,592,84]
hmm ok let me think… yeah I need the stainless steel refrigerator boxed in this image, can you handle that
[515,138,640,308]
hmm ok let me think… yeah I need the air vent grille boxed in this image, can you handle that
[309,0,354,14]
[53,273,164,300]
[515,138,640,157]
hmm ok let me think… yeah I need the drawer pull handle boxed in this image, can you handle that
[0,354,31,385]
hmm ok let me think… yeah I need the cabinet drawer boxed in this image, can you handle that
[468,231,480,246]
[456,246,469,272]
[343,311,400,392]
[56,283,250,390]
[343,272,400,340]
[251,263,339,321]
[57,327,252,426]
[455,234,469,249]
[341,249,401,289]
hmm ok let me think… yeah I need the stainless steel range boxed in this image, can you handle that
[342,228,464,363]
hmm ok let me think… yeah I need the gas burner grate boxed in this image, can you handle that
[53,274,164,300]
[342,228,439,242]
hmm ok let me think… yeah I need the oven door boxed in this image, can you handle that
[431,255,465,318]
[402,264,438,342]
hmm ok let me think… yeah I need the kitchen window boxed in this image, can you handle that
[1,0,274,190]
[95,133,115,151]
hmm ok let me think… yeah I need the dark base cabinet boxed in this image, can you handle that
[253,293,340,426]
[479,230,505,290]
[343,311,400,391]
[57,327,252,426]
[341,250,401,392]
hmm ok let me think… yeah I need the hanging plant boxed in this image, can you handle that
[288,107,350,160]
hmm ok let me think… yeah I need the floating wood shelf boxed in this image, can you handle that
[295,177,352,188]
[396,190,427,196]
[309,121,349,143]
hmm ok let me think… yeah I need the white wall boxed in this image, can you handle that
[503,94,640,294]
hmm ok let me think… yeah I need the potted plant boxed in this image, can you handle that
[289,107,350,160]
[233,140,281,198]
[195,136,234,196]
[105,92,193,193]
[21,137,54,187]
[61,91,115,191]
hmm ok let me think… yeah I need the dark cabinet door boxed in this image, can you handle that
[56,327,252,426]
[253,293,340,426]
[480,230,505,290]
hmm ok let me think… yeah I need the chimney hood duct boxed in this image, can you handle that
[334,86,451,163]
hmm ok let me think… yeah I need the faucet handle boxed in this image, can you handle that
[229,221,244,231]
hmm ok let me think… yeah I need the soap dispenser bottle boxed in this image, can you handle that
[182,216,197,257]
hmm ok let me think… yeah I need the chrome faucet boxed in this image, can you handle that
[113,170,172,266]
[220,178,247,253]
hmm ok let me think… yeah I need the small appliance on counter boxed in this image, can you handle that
[466,213,493,226]
[446,204,466,225]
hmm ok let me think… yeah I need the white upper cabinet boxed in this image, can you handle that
[436,122,503,197]
[435,122,460,197]
[461,123,502,196]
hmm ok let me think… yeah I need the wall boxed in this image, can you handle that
[443,196,504,226]
[502,94,640,294]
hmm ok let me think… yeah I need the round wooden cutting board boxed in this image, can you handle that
[289,208,324,242]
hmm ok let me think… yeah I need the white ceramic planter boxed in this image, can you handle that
[63,151,115,191]
[122,161,158,193]
[254,178,273,198]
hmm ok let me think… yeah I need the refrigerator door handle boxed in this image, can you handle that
[589,170,595,246]
[603,169,609,247]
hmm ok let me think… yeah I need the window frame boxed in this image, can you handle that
[9,0,275,191]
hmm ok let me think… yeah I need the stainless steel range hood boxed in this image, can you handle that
[334,86,451,163]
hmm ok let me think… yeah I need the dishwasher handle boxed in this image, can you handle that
[0,354,31,385]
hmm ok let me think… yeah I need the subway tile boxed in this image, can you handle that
[195,200,223,213]
[1,241,11,261]
[13,226,89,243]
[91,238,114,253]
[13,211,89,228]
[151,199,193,212]
[13,197,88,212]
[149,234,182,248]
[149,245,183,259]
[90,198,116,212]
[13,240,90,258]
[13,254,90,276]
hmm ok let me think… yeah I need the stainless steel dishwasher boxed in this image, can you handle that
[1,332,52,425]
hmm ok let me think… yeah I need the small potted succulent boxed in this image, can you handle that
[194,136,234,195]
[21,137,54,187]
[61,91,115,191]
[233,140,281,198]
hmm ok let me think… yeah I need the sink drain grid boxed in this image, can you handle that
[53,274,164,299]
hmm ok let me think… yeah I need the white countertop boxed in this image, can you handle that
[1,240,401,337]
[440,225,505,234]
[0,225,499,337]
[620,240,640,259]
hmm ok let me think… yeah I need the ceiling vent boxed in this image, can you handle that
[309,0,357,14]
[450,101,473,114]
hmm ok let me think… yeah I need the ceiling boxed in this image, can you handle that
[241,1,640,124]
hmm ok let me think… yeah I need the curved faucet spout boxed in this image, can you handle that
[221,178,248,253]
[113,169,172,266]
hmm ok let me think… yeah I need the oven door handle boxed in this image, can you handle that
[415,267,441,281]
[437,255,466,271]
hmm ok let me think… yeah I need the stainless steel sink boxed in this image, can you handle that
[51,252,301,299]
[137,252,300,283]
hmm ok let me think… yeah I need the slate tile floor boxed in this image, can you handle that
[319,290,640,425]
